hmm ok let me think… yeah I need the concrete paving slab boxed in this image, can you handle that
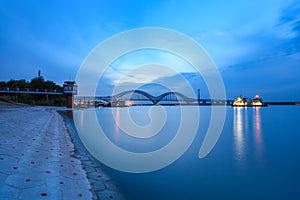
[97,189,125,200]
[5,174,45,189]
[0,102,124,199]
[0,184,19,200]
[19,185,62,199]
[0,104,93,199]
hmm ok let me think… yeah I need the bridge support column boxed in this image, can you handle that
[197,89,200,105]
[65,95,72,108]
[63,81,77,108]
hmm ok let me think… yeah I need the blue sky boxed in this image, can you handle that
[0,0,299,100]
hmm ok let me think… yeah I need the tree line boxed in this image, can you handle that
[0,77,63,92]
[0,77,65,106]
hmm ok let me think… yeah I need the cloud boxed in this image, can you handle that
[96,70,209,99]
[278,1,300,36]
[218,0,300,72]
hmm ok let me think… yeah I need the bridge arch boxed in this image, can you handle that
[157,91,196,104]
[112,90,157,104]
[112,90,196,104]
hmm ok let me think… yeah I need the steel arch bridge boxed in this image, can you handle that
[111,90,197,104]
[74,89,231,107]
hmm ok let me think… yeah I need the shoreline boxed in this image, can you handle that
[0,101,123,200]
[58,110,124,200]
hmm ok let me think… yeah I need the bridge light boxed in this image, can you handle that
[125,101,133,107]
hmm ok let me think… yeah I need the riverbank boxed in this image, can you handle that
[0,101,123,199]
[59,110,124,200]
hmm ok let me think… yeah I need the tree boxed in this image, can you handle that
[29,77,46,90]
[6,79,29,89]
[0,81,6,88]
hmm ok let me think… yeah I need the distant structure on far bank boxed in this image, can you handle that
[63,81,77,108]
[231,95,267,107]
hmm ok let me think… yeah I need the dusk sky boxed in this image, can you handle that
[0,0,299,100]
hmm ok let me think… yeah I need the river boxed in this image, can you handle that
[74,105,300,200]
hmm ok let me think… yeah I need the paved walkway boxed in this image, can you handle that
[0,102,123,199]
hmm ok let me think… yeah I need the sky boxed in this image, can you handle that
[0,0,299,100]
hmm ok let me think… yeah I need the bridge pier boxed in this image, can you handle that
[197,89,200,105]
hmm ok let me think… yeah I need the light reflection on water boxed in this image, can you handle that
[79,109,84,127]
[253,107,264,163]
[233,107,246,165]
[233,107,265,167]
[114,108,120,141]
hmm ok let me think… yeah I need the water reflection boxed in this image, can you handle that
[114,108,120,141]
[253,107,264,163]
[233,107,246,164]
[233,107,265,167]
[79,110,84,127]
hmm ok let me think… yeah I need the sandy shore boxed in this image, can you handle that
[0,101,123,200]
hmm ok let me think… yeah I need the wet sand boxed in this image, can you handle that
[0,101,123,199]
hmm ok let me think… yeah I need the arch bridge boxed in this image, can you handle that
[74,90,232,107]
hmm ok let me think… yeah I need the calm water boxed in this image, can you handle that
[81,106,300,199]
